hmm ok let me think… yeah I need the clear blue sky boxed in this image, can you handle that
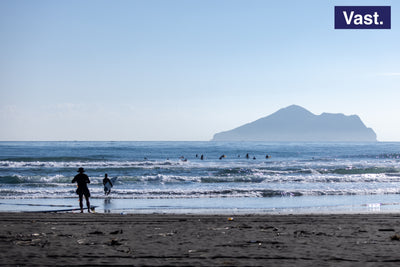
[0,0,399,141]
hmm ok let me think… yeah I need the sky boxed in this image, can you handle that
[0,0,399,141]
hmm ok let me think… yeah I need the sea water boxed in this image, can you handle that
[1,141,400,214]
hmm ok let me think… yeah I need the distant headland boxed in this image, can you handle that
[212,105,377,142]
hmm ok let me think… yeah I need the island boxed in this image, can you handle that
[211,105,377,142]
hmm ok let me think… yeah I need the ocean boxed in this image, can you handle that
[1,141,400,214]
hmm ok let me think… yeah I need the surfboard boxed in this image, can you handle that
[28,205,98,213]
[104,181,112,192]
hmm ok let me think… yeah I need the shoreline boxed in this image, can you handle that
[1,194,400,214]
[2,212,400,266]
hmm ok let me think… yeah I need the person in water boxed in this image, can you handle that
[103,173,113,195]
[71,167,91,213]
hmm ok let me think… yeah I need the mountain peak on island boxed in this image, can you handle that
[212,105,377,142]
[277,104,310,113]
[269,105,314,119]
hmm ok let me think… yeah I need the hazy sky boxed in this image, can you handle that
[0,0,399,141]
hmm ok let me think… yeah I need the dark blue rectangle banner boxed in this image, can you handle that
[335,6,391,29]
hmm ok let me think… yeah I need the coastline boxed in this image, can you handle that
[2,212,400,266]
[1,194,400,214]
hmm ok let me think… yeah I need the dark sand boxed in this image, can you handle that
[2,212,400,266]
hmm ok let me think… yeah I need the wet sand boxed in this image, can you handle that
[2,212,400,266]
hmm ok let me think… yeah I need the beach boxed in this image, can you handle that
[2,212,400,266]
[2,142,400,265]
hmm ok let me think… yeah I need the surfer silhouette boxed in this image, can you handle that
[71,167,91,213]
[103,173,113,195]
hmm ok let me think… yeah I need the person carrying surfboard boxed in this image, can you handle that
[72,167,91,213]
[103,173,113,195]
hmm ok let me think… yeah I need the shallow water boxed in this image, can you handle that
[1,141,400,213]
[0,195,398,214]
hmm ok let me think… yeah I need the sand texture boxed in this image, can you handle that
[2,212,400,266]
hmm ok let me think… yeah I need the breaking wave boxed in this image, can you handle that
[2,141,400,200]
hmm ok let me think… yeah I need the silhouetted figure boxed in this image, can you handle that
[103,173,113,195]
[179,156,187,162]
[246,153,250,159]
[72,167,91,213]
[219,155,226,160]
[266,154,270,159]
[200,154,204,160]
